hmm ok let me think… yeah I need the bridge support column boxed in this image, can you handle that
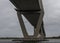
[16,9,45,40]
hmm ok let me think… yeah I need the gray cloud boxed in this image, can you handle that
[0,0,23,37]
[43,0,60,37]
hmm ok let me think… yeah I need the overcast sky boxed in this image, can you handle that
[0,0,60,37]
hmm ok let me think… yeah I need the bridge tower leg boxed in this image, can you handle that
[15,9,45,40]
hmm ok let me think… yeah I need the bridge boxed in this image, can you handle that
[9,0,46,41]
